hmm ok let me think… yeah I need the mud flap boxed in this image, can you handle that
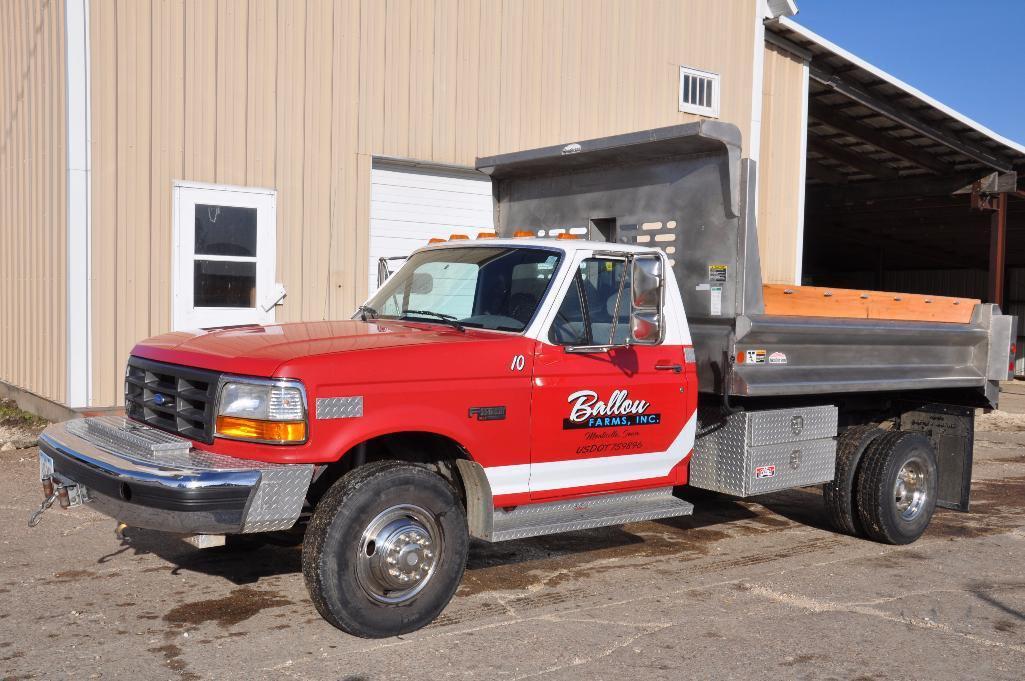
[900,403,974,512]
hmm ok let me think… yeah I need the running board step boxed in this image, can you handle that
[486,487,694,542]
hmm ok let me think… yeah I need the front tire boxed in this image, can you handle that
[855,431,938,545]
[302,461,468,638]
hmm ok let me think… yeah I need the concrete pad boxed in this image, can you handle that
[3,413,1025,680]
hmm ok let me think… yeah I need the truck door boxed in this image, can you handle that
[529,254,694,500]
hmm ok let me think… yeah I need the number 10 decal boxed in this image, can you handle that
[510,354,526,371]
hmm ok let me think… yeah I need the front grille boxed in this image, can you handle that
[124,356,220,444]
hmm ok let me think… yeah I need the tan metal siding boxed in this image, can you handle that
[757,42,807,285]
[87,0,760,405]
[90,0,118,407]
[0,0,67,403]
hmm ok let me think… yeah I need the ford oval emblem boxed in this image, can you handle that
[153,393,170,407]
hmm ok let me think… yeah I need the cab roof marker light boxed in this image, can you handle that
[448,234,469,240]
[427,237,446,244]
[556,233,579,240]
[513,230,534,238]
[476,232,497,239]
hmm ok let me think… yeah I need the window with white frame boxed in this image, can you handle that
[172,182,279,330]
[679,66,720,118]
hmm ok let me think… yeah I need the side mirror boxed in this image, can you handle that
[631,255,664,344]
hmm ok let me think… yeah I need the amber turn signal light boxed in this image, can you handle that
[216,416,306,443]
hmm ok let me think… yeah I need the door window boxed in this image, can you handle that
[548,257,633,346]
[173,183,276,330]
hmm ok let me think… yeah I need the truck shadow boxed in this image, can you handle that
[100,531,304,584]
[107,488,832,587]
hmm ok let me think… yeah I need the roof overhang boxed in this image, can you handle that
[766,17,1025,188]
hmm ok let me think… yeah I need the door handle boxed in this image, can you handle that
[655,363,683,373]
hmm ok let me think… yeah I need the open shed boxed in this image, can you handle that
[766,17,1025,318]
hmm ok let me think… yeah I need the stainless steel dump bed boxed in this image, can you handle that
[476,122,1014,407]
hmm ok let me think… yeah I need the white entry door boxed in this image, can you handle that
[173,182,277,330]
[369,161,494,293]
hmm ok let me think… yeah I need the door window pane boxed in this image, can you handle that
[548,258,631,345]
[193,260,256,308]
[195,204,257,257]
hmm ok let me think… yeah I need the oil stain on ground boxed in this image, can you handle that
[164,587,293,628]
[148,643,201,681]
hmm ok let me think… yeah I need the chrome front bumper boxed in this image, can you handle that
[37,416,314,535]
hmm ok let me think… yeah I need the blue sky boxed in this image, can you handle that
[794,0,1025,145]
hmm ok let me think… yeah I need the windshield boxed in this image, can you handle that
[364,246,562,332]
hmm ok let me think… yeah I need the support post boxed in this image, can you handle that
[988,192,1008,307]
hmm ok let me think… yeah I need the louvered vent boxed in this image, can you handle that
[679,66,720,118]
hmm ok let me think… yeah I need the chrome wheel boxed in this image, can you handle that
[894,457,929,521]
[355,504,443,605]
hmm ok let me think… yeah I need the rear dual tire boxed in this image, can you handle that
[825,428,938,545]
[855,431,938,545]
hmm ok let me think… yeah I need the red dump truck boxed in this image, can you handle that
[31,123,1015,637]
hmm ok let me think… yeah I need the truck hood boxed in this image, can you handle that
[132,320,503,376]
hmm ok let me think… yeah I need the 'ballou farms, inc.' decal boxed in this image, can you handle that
[563,389,661,429]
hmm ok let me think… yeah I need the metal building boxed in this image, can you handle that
[1,0,1022,414]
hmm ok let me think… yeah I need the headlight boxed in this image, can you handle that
[215,379,307,444]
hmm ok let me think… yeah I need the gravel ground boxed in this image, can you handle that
[2,391,1025,680]
[0,399,45,451]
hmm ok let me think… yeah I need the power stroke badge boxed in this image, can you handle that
[563,389,661,429]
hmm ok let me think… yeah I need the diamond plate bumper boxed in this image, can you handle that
[36,417,313,535]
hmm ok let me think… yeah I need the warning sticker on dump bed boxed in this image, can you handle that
[710,286,723,316]
[708,265,728,282]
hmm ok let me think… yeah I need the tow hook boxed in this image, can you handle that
[28,478,58,527]
[28,477,82,528]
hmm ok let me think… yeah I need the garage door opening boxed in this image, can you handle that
[369,161,494,292]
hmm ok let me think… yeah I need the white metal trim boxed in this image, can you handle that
[794,60,810,286]
[65,0,91,407]
[748,1,767,164]
[765,0,798,19]
[776,16,1025,156]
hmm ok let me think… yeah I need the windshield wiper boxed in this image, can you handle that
[357,304,378,321]
[400,309,465,332]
